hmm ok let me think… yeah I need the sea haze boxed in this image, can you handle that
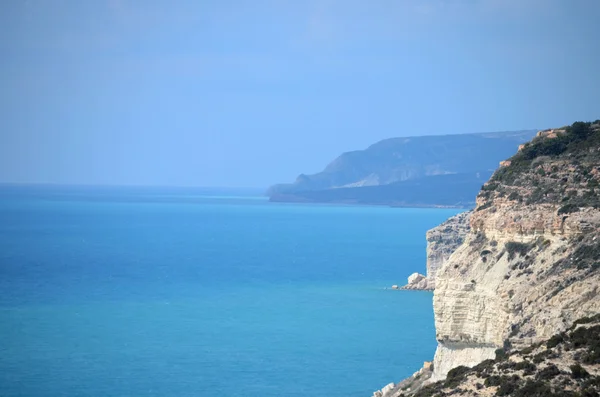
[0,185,460,397]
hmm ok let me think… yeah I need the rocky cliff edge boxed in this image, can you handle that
[373,120,600,396]
[401,211,471,290]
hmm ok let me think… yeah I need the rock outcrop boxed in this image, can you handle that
[423,211,471,289]
[372,383,396,397]
[372,120,600,396]
[401,211,471,290]
[371,363,434,397]
[430,120,600,383]
[401,272,430,290]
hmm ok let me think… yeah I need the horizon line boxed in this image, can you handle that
[0,182,268,191]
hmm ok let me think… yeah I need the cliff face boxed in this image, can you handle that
[430,217,600,381]
[424,211,471,289]
[371,121,600,396]
[431,121,600,381]
[402,211,471,290]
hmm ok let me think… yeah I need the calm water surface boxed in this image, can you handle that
[0,186,460,397]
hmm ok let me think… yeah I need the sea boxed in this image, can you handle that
[0,185,461,397]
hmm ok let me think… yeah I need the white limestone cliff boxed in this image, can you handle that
[401,211,471,290]
[372,122,600,396]
[372,203,600,396]
[430,204,600,382]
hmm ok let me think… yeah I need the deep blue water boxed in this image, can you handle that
[0,185,460,397]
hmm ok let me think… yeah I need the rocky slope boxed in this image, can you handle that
[268,130,537,207]
[372,120,600,396]
[402,212,472,290]
[401,315,600,397]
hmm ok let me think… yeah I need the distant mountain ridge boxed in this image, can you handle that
[268,130,538,207]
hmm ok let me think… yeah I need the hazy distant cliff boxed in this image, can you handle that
[268,130,537,207]
[372,120,600,396]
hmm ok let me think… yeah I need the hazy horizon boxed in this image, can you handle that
[2,1,599,188]
[0,128,539,189]
[0,181,268,191]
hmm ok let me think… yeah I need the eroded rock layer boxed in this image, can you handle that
[373,120,600,396]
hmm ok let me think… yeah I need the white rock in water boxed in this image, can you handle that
[372,383,395,397]
[407,272,426,285]
[415,278,430,289]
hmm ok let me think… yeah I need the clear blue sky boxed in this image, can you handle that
[1,1,599,188]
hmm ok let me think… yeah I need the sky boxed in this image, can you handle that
[1,1,599,188]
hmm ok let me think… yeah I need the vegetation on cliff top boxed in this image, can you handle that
[477,120,600,210]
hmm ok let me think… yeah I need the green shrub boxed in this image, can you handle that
[516,360,537,375]
[444,365,471,388]
[482,182,499,191]
[533,350,552,364]
[570,364,590,379]
[412,384,439,397]
[505,242,532,261]
[495,348,508,361]
[508,191,522,201]
[477,201,492,211]
[484,375,503,387]
[558,203,580,214]
[499,360,537,375]
[572,244,600,270]
[546,333,564,348]
[570,325,600,364]
[570,121,593,139]
[473,359,496,376]
[520,346,535,355]
[536,364,561,380]
[497,378,519,396]
[513,380,553,397]
[581,376,600,392]
[570,314,600,329]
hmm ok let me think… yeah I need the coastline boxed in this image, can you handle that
[269,196,474,209]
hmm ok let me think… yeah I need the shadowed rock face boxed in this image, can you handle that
[268,130,537,207]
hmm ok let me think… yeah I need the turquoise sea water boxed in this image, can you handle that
[0,186,460,397]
